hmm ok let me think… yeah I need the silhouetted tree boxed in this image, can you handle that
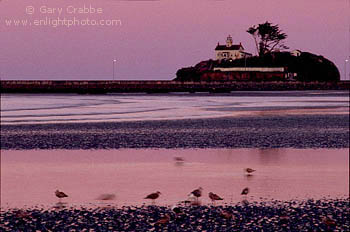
[247,21,288,56]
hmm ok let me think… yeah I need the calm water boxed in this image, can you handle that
[1,91,348,124]
[1,149,348,208]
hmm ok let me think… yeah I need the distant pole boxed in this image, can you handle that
[345,59,349,80]
[113,59,117,80]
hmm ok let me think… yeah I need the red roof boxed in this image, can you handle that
[215,44,243,51]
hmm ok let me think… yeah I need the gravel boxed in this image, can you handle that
[1,114,349,150]
[1,198,349,231]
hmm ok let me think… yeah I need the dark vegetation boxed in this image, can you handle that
[247,21,288,55]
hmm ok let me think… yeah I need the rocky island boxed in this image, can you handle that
[174,22,340,82]
[174,51,340,82]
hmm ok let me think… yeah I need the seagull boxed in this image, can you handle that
[55,190,68,202]
[189,187,203,200]
[245,168,256,175]
[144,191,161,204]
[241,187,249,195]
[208,192,223,205]
[188,187,203,205]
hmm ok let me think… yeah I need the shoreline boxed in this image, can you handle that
[2,197,349,211]
[1,114,349,149]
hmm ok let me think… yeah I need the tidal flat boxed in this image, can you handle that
[1,114,349,149]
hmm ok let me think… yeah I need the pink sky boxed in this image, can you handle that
[1,0,349,80]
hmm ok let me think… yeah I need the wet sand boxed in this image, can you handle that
[1,114,349,149]
[1,149,348,208]
[1,91,348,125]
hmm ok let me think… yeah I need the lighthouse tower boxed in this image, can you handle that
[226,35,233,47]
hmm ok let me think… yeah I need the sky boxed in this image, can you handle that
[1,0,349,80]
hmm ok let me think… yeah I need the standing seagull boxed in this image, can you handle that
[241,187,249,195]
[189,187,203,200]
[144,191,161,204]
[208,192,223,205]
[241,187,250,202]
[55,190,68,202]
[245,168,256,175]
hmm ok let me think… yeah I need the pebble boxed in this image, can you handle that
[0,198,349,231]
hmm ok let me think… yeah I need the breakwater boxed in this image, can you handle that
[1,80,349,93]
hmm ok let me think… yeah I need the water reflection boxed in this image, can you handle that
[215,149,236,162]
[257,148,286,164]
[96,194,116,201]
[244,174,255,181]
[53,202,67,210]
[174,156,185,166]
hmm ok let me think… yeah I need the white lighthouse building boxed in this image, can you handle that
[215,35,252,61]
